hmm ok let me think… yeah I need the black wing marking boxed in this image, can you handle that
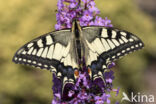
[83,27,144,80]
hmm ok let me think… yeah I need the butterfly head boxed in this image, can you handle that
[72,20,82,38]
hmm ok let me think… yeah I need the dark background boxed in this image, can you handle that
[0,0,156,104]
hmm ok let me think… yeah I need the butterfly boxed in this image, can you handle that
[13,20,144,92]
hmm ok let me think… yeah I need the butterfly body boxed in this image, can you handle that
[13,20,144,92]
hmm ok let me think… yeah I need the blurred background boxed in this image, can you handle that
[0,0,156,104]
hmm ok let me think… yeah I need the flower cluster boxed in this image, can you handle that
[52,0,119,104]
[55,0,113,30]
[52,61,120,104]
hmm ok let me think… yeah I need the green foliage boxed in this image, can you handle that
[0,0,155,104]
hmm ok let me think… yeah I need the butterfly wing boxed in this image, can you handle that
[82,27,144,81]
[13,29,78,91]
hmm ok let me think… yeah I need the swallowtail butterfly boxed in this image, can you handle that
[13,20,144,91]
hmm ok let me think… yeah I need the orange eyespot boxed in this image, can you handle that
[74,70,79,77]
[87,67,92,78]
[88,68,91,74]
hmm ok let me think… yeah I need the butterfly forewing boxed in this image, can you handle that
[82,27,144,80]
[13,29,75,69]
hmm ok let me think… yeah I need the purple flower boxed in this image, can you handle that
[108,62,116,69]
[77,90,88,100]
[55,93,61,99]
[104,70,115,84]
[88,1,100,13]
[51,99,58,104]
[82,0,90,4]
[55,23,62,30]
[94,16,105,26]
[81,10,93,22]
[113,87,120,96]
[68,90,75,97]
[57,0,64,11]
[95,94,111,104]
[75,72,90,90]
[52,74,62,94]
[95,96,104,104]
[51,93,61,104]
[79,21,88,27]
[89,1,96,6]
[103,17,113,27]
[55,0,113,30]
[69,2,78,8]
